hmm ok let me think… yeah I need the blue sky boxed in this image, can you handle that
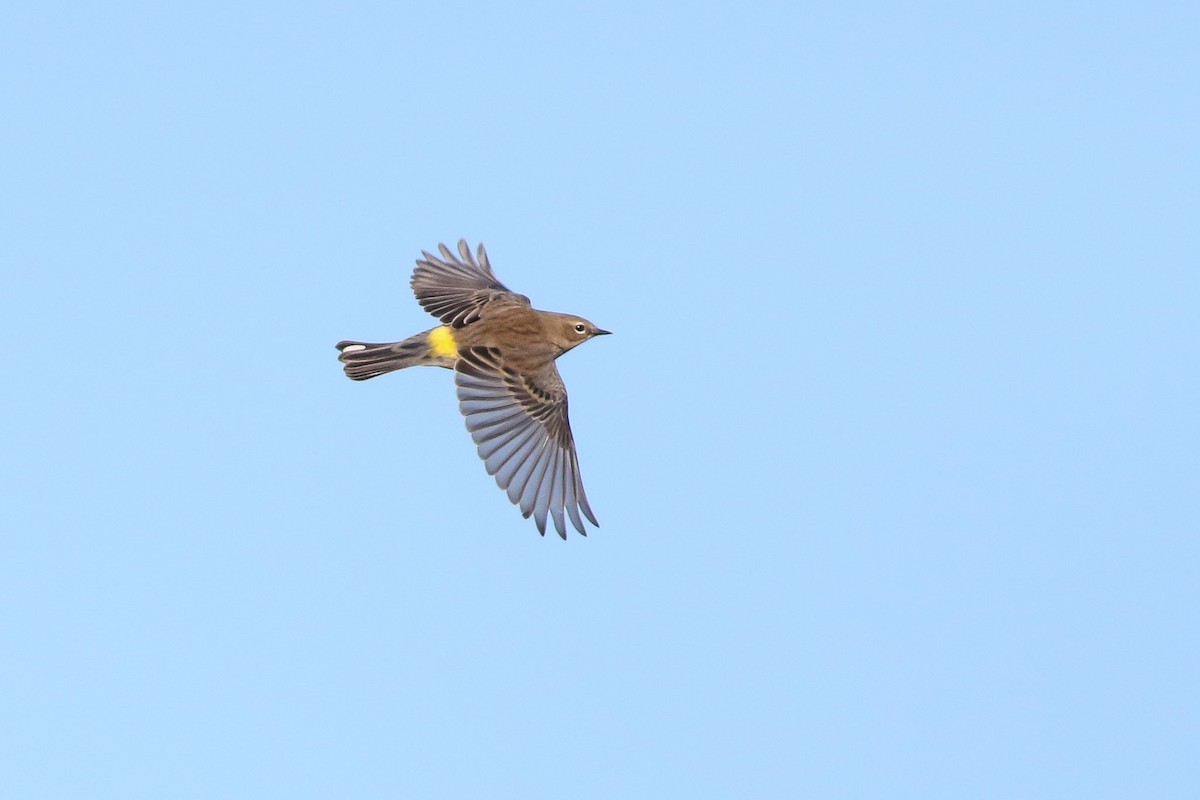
[2,2,1197,797]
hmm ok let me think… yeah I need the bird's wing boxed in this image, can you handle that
[411,240,531,328]
[455,346,598,538]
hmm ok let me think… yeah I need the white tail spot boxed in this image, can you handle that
[342,344,367,352]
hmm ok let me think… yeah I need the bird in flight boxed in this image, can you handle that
[336,240,610,539]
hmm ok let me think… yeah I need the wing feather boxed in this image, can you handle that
[411,240,531,327]
[454,347,598,538]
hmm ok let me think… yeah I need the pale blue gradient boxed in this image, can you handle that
[2,2,1196,797]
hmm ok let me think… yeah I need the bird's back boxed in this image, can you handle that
[456,305,560,370]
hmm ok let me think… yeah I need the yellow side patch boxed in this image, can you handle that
[427,325,458,359]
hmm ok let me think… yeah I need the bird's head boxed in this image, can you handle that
[547,314,611,355]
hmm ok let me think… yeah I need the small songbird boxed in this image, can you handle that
[336,240,610,539]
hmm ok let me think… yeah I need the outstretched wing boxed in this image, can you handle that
[455,347,599,539]
[411,240,530,328]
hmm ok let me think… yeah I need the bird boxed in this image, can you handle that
[336,239,610,539]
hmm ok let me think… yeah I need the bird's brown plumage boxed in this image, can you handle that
[337,239,609,538]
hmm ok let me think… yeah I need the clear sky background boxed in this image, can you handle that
[2,2,1196,797]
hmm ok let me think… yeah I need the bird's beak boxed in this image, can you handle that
[594,328,612,336]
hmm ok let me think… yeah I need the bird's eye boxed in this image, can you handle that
[574,323,587,334]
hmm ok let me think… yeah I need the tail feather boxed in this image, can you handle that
[336,334,432,380]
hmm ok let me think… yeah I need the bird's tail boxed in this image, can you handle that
[336,330,449,380]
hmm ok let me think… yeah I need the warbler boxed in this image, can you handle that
[336,239,610,539]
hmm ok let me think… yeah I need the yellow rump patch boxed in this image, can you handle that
[427,325,459,359]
